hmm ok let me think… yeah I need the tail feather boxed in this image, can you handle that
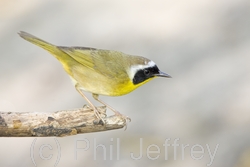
[18,31,58,54]
[18,31,75,75]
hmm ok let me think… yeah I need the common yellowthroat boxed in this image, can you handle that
[18,31,171,124]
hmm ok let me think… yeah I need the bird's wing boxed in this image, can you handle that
[58,46,96,69]
[58,46,126,78]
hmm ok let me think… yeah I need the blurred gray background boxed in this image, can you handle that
[1,0,250,167]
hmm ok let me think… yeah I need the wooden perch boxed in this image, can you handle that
[0,105,127,137]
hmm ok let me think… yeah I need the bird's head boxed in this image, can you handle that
[127,58,171,86]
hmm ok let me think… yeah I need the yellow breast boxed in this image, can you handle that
[109,77,154,96]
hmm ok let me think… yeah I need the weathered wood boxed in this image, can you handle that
[0,105,127,137]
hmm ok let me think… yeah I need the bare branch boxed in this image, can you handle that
[0,106,126,137]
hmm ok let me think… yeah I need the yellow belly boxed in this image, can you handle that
[74,75,154,96]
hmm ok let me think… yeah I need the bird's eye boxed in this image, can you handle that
[144,69,150,75]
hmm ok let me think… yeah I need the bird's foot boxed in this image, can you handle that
[113,112,131,130]
[83,105,106,125]
[94,108,107,125]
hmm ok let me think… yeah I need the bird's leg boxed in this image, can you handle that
[92,94,120,115]
[75,85,105,125]
[92,94,131,122]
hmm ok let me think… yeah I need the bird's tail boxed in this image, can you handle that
[18,31,69,61]
[19,31,78,76]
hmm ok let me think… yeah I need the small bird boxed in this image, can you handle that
[18,31,171,124]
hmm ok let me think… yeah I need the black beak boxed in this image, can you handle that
[155,71,172,78]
